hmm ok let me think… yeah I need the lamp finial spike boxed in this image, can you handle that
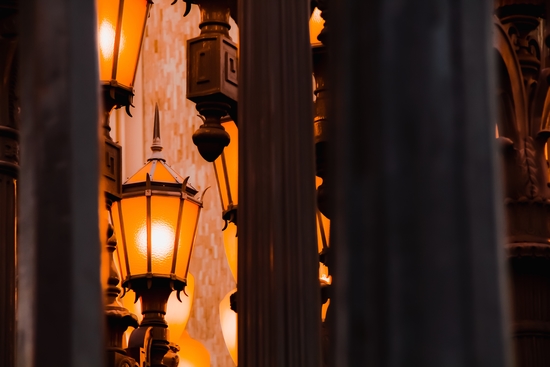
[149,103,165,161]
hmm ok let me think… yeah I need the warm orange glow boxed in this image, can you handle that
[111,194,201,281]
[223,221,238,283]
[495,125,499,138]
[213,120,238,212]
[310,8,324,46]
[176,331,211,367]
[97,0,149,87]
[315,177,330,254]
[321,299,330,322]
[136,223,175,263]
[219,289,238,365]
[166,272,195,341]
[99,21,117,62]
[117,0,148,87]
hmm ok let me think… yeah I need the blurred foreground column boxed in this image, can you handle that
[329,1,511,366]
[238,0,321,366]
[18,1,104,367]
[0,5,17,367]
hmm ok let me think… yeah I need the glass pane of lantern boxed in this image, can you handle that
[150,195,180,274]
[175,200,200,280]
[97,0,120,81]
[116,0,149,87]
[214,120,238,211]
[121,196,148,276]
[223,221,238,283]
[222,120,238,205]
[316,210,330,253]
[111,202,129,281]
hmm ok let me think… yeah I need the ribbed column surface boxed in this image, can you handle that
[0,176,16,367]
[237,0,321,366]
[329,0,511,366]
[18,1,103,367]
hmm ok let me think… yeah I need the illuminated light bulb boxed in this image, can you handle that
[136,222,176,261]
[219,289,238,365]
[99,21,116,60]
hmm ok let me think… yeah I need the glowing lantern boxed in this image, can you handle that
[97,0,152,109]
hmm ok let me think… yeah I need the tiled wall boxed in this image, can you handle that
[113,2,238,366]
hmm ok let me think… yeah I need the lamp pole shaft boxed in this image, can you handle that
[238,0,321,366]
[0,9,18,367]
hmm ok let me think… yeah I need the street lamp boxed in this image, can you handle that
[111,105,205,366]
[97,3,154,367]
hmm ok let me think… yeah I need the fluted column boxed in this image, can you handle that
[0,6,18,367]
[237,0,321,366]
[18,1,103,367]
[329,0,511,366]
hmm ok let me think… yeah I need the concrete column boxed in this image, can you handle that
[329,1,511,366]
[17,1,104,367]
[237,0,321,366]
[0,6,18,367]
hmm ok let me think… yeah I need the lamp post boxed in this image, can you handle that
[112,106,205,367]
[96,2,154,367]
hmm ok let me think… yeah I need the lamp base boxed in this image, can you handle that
[126,278,177,367]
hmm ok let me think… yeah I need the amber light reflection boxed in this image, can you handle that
[136,222,175,261]
[99,21,119,61]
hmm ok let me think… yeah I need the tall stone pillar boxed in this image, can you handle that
[17,1,104,367]
[237,0,321,366]
[0,5,18,367]
[329,0,511,366]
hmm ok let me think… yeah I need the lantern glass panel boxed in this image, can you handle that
[111,202,129,281]
[223,221,238,282]
[150,195,180,274]
[214,120,238,211]
[121,195,148,276]
[175,200,200,279]
[97,0,120,81]
[116,0,149,87]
